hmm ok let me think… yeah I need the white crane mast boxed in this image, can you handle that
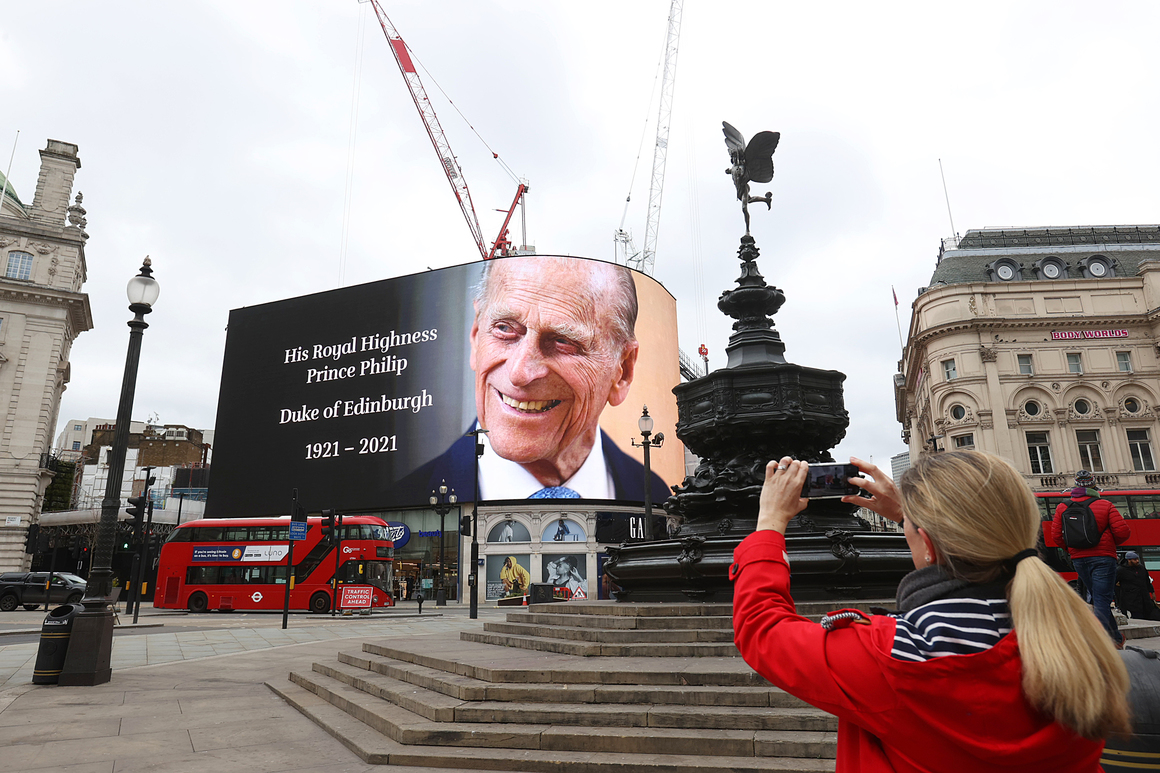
[627,0,683,276]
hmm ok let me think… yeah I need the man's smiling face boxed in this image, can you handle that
[470,258,638,486]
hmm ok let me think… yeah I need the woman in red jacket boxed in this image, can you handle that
[732,450,1129,772]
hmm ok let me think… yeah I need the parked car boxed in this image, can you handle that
[0,572,87,611]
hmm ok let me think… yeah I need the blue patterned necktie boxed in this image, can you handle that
[529,486,580,499]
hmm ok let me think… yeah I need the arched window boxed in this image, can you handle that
[5,251,32,280]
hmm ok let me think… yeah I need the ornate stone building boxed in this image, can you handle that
[0,140,92,570]
[896,226,1160,493]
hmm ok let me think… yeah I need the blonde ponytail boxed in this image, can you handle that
[900,451,1130,739]
[1009,556,1130,738]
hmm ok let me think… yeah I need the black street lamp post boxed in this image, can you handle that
[631,406,664,541]
[429,482,456,606]
[59,258,159,686]
[467,427,487,619]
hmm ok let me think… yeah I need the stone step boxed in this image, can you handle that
[364,640,762,685]
[345,649,805,707]
[485,620,736,644]
[325,656,834,732]
[509,610,734,630]
[525,602,735,618]
[461,630,741,658]
[289,667,836,759]
[271,673,835,773]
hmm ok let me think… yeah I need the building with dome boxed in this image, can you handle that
[895,225,1160,494]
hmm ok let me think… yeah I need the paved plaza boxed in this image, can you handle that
[0,602,509,772]
[0,602,1156,772]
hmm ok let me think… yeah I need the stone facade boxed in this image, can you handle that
[83,424,207,469]
[0,140,92,571]
[896,226,1160,492]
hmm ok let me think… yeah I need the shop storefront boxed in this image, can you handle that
[371,507,460,601]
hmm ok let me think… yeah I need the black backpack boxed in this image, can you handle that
[1061,498,1102,549]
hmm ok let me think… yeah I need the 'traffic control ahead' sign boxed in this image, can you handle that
[339,585,374,609]
[289,521,308,541]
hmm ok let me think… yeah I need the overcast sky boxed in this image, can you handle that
[4,1,1159,477]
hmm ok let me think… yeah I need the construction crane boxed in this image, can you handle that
[616,0,683,276]
[366,0,527,260]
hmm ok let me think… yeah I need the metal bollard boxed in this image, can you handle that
[33,603,84,685]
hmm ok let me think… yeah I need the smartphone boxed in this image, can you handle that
[801,463,862,499]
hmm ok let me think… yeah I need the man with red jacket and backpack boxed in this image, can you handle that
[1051,470,1131,645]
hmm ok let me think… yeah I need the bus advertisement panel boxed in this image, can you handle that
[206,256,683,517]
[155,515,394,613]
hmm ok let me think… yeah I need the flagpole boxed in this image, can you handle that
[893,286,905,352]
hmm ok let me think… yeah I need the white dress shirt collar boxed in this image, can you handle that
[476,427,614,499]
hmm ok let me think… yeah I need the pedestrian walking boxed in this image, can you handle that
[733,451,1129,772]
[1116,551,1160,621]
[1051,470,1131,645]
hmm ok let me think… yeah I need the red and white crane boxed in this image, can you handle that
[366,0,527,260]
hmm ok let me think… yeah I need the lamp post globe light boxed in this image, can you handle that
[631,406,664,541]
[59,258,158,686]
[430,482,456,606]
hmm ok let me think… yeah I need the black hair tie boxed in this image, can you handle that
[1009,548,1038,567]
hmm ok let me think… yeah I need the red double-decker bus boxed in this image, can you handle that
[154,515,394,613]
[1038,489,1160,585]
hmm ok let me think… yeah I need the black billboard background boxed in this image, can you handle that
[207,264,480,516]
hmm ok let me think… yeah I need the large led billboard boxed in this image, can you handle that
[206,256,682,516]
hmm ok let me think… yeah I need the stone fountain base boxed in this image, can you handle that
[607,527,912,603]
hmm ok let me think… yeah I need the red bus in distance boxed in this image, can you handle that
[1038,490,1160,586]
[154,515,394,613]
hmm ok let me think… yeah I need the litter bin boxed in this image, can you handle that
[33,603,83,685]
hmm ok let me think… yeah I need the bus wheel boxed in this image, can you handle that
[309,592,330,614]
[188,592,208,613]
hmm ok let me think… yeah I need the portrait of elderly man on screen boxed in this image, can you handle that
[402,256,669,503]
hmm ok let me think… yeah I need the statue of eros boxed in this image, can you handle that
[723,121,780,234]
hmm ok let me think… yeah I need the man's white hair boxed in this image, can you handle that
[474,257,638,350]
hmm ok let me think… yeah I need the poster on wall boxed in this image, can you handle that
[542,517,585,543]
[542,553,588,599]
[206,256,682,516]
[487,520,531,543]
[486,554,531,600]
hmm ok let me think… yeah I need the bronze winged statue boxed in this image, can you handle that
[723,121,780,234]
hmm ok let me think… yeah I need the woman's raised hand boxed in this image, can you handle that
[757,457,809,534]
[842,456,904,524]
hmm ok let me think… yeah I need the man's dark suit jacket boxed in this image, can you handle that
[394,427,671,505]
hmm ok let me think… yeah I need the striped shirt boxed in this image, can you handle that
[889,597,1012,662]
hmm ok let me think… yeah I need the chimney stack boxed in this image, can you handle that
[30,140,81,226]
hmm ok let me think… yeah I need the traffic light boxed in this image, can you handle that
[23,523,39,554]
[460,514,472,537]
[126,496,147,543]
[320,509,336,546]
[126,495,146,519]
